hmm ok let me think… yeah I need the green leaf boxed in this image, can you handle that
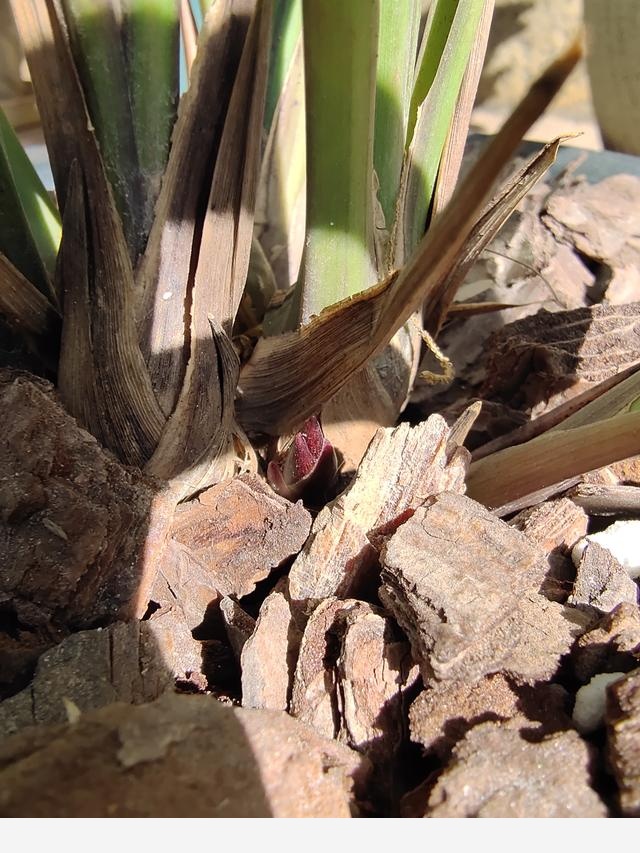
[0,106,61,303]
[296,0,379,325]
[373,0,421,238]
[265,0,301,134]
[123,0,180,235]
[61,0,179,262]
[397,0,486,262]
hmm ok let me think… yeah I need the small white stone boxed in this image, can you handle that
[162,291,173,301]
[571,520,640,579]
[572,672,627,734]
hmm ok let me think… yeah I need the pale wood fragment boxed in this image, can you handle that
[288,416,468,611]
[380,493,589,684]
[240,581,301,711]
[171,474,311,598]
[426,722,607,817]
[569,542,638,614]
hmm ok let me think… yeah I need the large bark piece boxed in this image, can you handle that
[480,303,640,416]
[379,493,589,684]
[170,475,311,598]
[0,371,171,691]
[240,581,301,711]
[425,722,608,817]
[409,674,571,759]
[0,693,370,817]
[288,416,469,611]
[0,611,203,740]
[290,598,418,761]
[606,667,640,817]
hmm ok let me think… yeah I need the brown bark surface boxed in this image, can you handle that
[380,493,589,684]
[170,474,311,598]
[0,693,370,817]
[425,721,608,817]
[606,668,640,817]
[288,416,469,611]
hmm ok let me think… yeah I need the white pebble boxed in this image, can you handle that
[572,672,627,734]
[162,291,173,301]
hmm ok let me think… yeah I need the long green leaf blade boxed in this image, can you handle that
[264,0,301,134]
[123,0,180,243]
[398,0,485,262]
[0,106,61,302]
[296,0,379,325]
[61,0,143,258]
[373,0,420,238]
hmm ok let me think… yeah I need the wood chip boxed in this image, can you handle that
[573,603,640,683]
[511,497,588,601]
[606,667,640,817]
[425,722,608,817]
[0,692,371,817]
[0,612,203,740]
[171,474,311,598]
[289,598,355,738]
[290,598,418,771]
[240,581,302,711]
[220,597,256,662]
[0,371,171,653]
[150,539,220,632]
[543,174,640,274]
[480,303,640,417]
[288,416,469,611]
[569,542,638,614]
[409,674,571,759]
[338,604,418,757]
[380,493,589,684]
[511,497,588,554]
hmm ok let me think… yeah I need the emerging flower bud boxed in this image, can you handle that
[267,416,338,505]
